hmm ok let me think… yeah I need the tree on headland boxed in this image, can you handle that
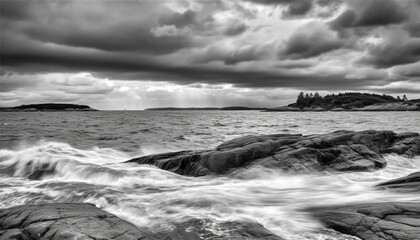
[403,94,408,101]
[312,92,323,106]
[296,92,306,109]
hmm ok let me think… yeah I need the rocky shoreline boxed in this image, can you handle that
[1,130,419,240]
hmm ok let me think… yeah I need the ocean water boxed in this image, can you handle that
[0,111,419,240]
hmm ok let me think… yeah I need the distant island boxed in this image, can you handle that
[0,103,98,112]
[267,92,420,111]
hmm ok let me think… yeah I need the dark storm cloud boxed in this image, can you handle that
[0,31,382,90]
[394,62,420,77]
[0,0,196,54]
[355,0,406,26]
[331,0,406,30]
[244,0,313,16]
[159,9,197,28]
[282,33,343,59]
[361,42,420,68]
[0,0,33,20]
[274,60,314,69]
[243,0,314,16]
[244,0,340,16]
[223,45,263,65]
[280,22,346,59]
[194,44,267,65]
[242,0,293,4]
[224,22,248,36]
[406,23,420,37]
[284,0,312,15]
[359,28,420,68]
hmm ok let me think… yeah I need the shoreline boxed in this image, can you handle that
[1,129,419,239]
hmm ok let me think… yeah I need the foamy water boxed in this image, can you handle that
[0,111,419,239]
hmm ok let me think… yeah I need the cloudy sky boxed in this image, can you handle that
[1,0,420,110]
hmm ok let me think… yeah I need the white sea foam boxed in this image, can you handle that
[1,140,419,239]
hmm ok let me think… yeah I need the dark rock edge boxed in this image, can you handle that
[127,130,420,177]
[308,170,420,240]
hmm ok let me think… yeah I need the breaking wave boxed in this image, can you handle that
[1,140,419,239]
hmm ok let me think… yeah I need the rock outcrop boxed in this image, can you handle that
[127,130,420,176]
[376,172,420,192]
[0,203,154,240]
[309,202,420,240]
[0,203,282,240]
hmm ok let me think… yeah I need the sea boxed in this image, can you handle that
[1,111,419,240]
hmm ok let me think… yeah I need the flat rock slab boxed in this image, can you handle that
[0,203,283,240]
[0,203,155,240]
[308,202,420,240]
[376,172,420,192]
[127,130,420,176]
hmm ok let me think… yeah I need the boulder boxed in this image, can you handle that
[0,203,154,240]
[308,202,420,240]
[127,130,420,176]
[376,172,420,192]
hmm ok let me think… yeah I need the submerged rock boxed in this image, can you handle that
[127,130,420,176]
[308,202,420,240]
[152,220,284,240]
[0,203,283,240]
[376,171,420,192]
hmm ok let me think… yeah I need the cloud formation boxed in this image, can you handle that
[280,21,347,59]
[1,0,420,108]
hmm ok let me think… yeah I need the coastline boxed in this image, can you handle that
[1,129,419,239]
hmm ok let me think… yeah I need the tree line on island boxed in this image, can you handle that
[0,103,97,111]
[290,92,411,110]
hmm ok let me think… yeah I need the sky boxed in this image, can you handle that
[1,0,420,110]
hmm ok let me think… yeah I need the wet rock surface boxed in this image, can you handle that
[152,220,284,240]
[309,202,420,240]
[0,203,154,240]
[376,171,420,192]
[127,130,420,176]
[0,203,283,240]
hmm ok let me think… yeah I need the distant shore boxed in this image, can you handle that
[146,92,420,111]
[0,103,97,112]
[3,92,420,112]
[145,106,268,111]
